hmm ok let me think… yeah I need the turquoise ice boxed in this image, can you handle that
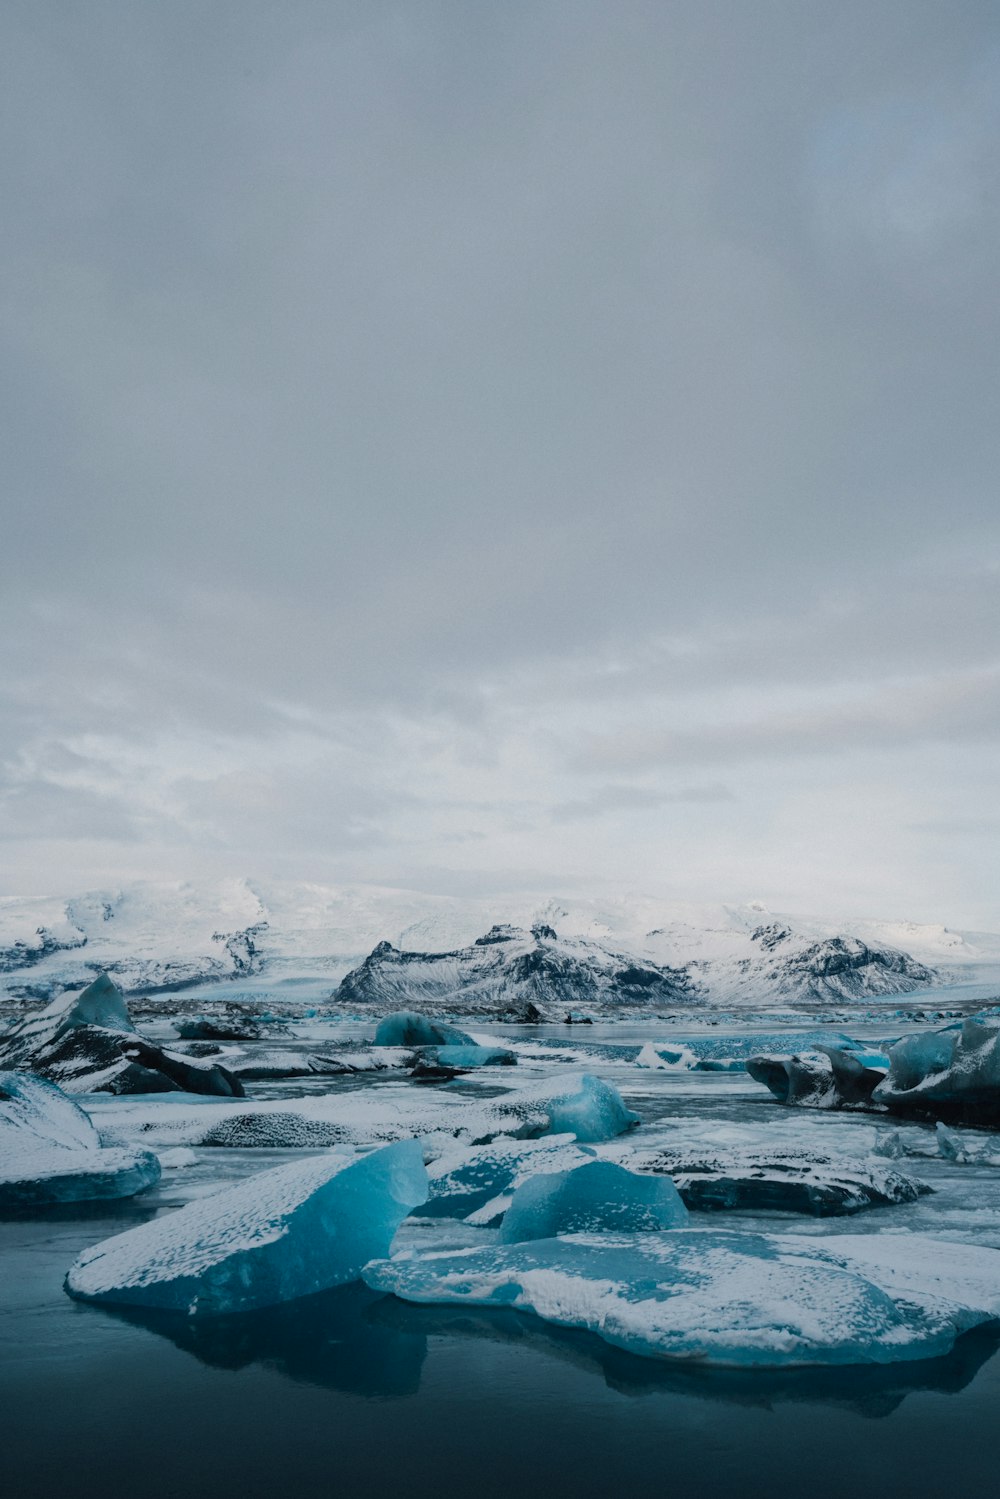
[499,1160,689,1242]
[374,1012,475,1047]
[423,1136,594,1220]
[505,1073,640,1142]
[434,1044,517,1068]
[365,1229,1000,1368]
[66,1139,428,1314]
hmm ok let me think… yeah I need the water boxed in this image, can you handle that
[4,1019,1000,1499]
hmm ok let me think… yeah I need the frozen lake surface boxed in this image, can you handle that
[4,1018,1000,1499]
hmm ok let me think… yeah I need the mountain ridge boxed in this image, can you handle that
[2,878,996,1011]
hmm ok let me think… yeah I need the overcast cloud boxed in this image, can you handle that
[2,1,998,926]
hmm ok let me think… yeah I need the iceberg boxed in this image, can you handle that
[67,1138,428,1314]
[873,1019,1000,1125]
[0,974,243,1097]
[0,1070,161,1206]
[747,1047,886,1109]
[423,1136,595,1220]
[500,1073,640,1142]
[498,1160,689,1242]
[374,1012,475,1048]
[365,1228,1000,1367]
[433,1044,517,1068]
[622,1145,927,1215]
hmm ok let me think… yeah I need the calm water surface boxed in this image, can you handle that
[4,1020,1000,1499]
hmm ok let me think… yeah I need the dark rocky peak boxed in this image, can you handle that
[474,925,525,946]
[531,923,558,942]
[751,924,793,951]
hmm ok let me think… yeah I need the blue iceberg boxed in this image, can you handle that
[501,1073,640,1142]
[423,1136,595,1220]
[499,1160,689,1243]
[0,1070,161,1206]
[66,1139,428,1314]
[365,1229,1000,1368]
[374,1012,475,1048]
[434,1044,517,1068]
[873,1020,1000,1125]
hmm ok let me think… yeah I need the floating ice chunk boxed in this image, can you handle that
[874,1019,1000,1125]
[157,1147,198,1170]
[635,1042,698,1070]
[0,974,243,1098]
[619,1144,927,1215]
[499,1073,640,1142]
[374,1012,475,1048]
[747,1047,886,1109]
[423,1135,594,1220]
[67,1139,428,1314]
[935,1122,969,1162]
[638,1032,867,1072]
[365,1229,1000,1367]
[434,1044,517,1068]
[499,1160,688,1242]
[0,1070,161,1206]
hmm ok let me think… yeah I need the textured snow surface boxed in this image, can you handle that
[82,1071,639,1152]
[365,1229,1000,1367]
[66,1139,428,1313]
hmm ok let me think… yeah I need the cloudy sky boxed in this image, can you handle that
[2,1,998,927]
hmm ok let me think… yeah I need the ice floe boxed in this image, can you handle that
[498,1160,689,1242]
[365,1228,1000,1367]
[0,1069,161,1206]
[67,1139,428,1314]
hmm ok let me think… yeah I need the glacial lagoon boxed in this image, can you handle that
[5,1019,1000,1499]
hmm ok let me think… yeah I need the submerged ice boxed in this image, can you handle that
[67,1139,428,1314]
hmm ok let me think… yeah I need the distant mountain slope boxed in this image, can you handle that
[337,924,698,1018]
[0,877,987,1011]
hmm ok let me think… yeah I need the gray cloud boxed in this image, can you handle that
[1,2,998,925]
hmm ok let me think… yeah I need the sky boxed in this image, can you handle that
[1,1,999,928]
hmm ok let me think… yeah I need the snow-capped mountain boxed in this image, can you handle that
[0,877,995,1012]
[337,924,697,1019]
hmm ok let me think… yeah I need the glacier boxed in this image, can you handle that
[66,1139,428,1314]
[0,1070,161,1206]
[364,1229,1000,1368]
